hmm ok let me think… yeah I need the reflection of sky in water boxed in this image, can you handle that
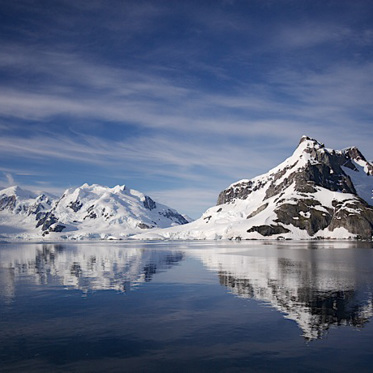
[1,241,373,372]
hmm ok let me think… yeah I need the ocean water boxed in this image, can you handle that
[1,240,373,372]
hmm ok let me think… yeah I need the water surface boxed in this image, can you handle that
[1,240,373,372]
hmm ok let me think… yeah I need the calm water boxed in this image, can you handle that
[1,240,373,372]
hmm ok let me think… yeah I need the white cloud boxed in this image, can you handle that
[5,173,15,186]
[275,23,351,49]
[0,129,282,182]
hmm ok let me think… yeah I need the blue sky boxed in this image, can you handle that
[0,0,372,218]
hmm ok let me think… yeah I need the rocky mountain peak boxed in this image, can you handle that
[218,136,372,206]
[138,136,372,241]
[298,135,324,147]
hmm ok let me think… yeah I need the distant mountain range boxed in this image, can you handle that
[0,184,189,240]
[136,136,373,241]
[1,136,372,241]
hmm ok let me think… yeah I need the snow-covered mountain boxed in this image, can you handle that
[0,185,55,215]
[0,186,56,239]
[136,136,373,241]
[0,183,189,240]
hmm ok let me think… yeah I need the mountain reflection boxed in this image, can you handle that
[0,243,184,300]
[192,243,373,340]
[1,242,373,341]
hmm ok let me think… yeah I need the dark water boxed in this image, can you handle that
[1,241,373,372]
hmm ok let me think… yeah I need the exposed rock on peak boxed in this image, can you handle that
[143,195,156,210]
[298,135,324,147]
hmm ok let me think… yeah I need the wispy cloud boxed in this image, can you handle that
[0,129,283,181]
[274,21,373,50]
[275,23,350,49]
[0,46,370,144]
[5,173,15,186]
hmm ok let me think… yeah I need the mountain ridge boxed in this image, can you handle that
[0,183,190,240]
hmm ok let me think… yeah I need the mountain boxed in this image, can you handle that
[135,136,373,241]
[0,183,189,240]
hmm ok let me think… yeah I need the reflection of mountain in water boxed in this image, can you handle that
[192,244,373,340]
[0,244,184,301]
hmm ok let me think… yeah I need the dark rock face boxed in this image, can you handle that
[0,195,16,211]
[36,212,66,233]
[36,211,66,234]
[36,212,57,230]
[328,200,373,240]
[137,222,153,229]
[84,211,97,219]
[217,181,253,205]
[68,200,83,212]
[266,160,356,201]
[217,180,267,205]
[299,151,356,193]
[247,224,290,236]
[29,202,45,216]
[159,210,189,225]
[143,196,156,210]
[84,205,97,219]
[265,162,301,199]
[274,200,333,236]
